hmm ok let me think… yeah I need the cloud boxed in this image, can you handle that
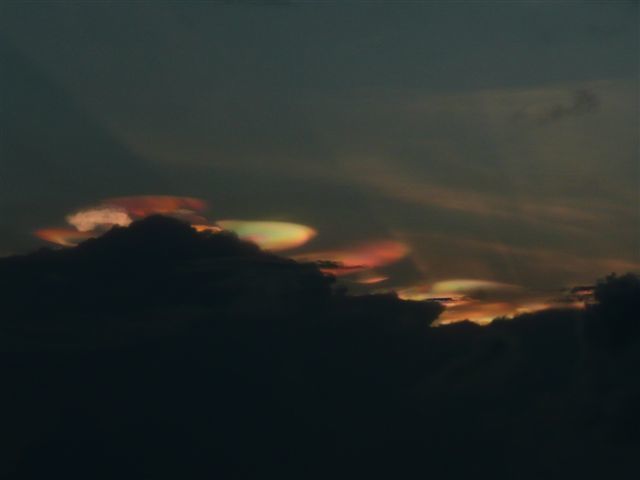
[351,162,605,229]
[396,279,544,325]
[429,279,522,296]
[394,277,600,325]
[33,227,97,247]
[104,195,208,220]
[293,240,410,276]
[35,197,318,253]
[405,231,640,286]
[216,220,317,252]
[0,36,164,255]
[6,216,437,334]
[65,207,132,232]
[352,272,389,284]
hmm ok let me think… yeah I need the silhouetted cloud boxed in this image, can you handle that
[1,216,439,346]
[1,218,639,478]
[586,273,640,350]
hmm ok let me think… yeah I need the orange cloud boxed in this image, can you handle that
[436,301,517,326]
[397,279,520,300]
[430,279,521,295]
[104,196,207,219]
[34,228,96,247]
[192,224,223,234]
[295,240,410,276]
[34,197,321,254]
[396,278,587,326]
[353,272,389,284]
[408,231,640,281]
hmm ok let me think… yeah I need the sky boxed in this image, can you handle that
[1,1,638,323]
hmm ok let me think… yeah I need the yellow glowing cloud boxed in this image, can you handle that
[430,279,521,295]
[192,224,223,234]
[104,196,207,219]
[396,284,473,308]
[65,207,132,232]
[396,284,434,301]
[435,301,517,326]
[216,220,317,251]
[398,283,510,325]
[295,240,410,276]
[397,279,526,325]
[34,228,96,247]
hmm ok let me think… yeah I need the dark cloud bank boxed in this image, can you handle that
[1,217,639,479]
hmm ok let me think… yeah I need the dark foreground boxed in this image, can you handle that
[1,217,638,479]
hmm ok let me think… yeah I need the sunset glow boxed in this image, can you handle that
[295,240,410,276]
[396,279,549,325]
[3,4,637,473]
[192,224,223,234]
[430,279,521,295]
[354,272,390,284]
[28,196,620,329]
[34,228,96,247]
[435,301,517,326]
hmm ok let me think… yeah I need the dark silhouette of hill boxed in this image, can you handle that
[0,217,638,479]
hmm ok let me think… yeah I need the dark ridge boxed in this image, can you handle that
[0,218,638,479]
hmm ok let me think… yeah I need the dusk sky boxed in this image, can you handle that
[1,2,638,323]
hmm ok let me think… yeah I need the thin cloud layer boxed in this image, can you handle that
[0,3,638,474]
[294,240,410,276]
[33,227,96,247]
[516,88,600,124]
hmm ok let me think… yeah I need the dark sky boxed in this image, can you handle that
[1,2,638,322]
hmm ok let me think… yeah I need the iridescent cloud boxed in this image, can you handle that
[295,240,410,276]
[217,220,317,252]
[430,279,522,295]
[66,207,132,232]
[353,272,389,284]
[34,228,96,247]
[435,297,586,326]
[395,284,440,301]
[37,196,210,246]
[397,278,587,325]
[34,197,319,253]
[192,224,223,234]
[397,279,520,301]
[436,301,517,326]
[104,196,207,220]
